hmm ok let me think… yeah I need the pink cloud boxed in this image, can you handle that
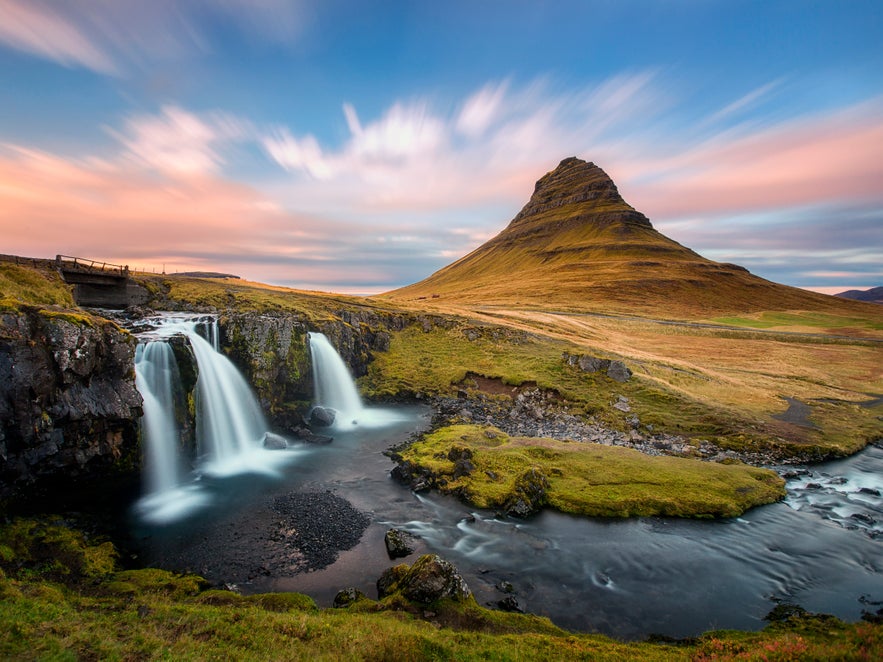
[0,145,363,281]
[617,100,883,219]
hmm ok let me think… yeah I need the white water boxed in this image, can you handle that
[309,332,364,427]
[133,316,293,524]
[134,342,183,495]
[308,332,405,430]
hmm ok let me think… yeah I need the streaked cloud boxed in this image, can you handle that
[0,0,304,75]
[1,73,881,294]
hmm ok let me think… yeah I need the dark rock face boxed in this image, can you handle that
[0,309,142,501]
[377,554,471,603]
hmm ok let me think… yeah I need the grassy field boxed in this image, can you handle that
[363,310,883,459]
[2,518,880,661]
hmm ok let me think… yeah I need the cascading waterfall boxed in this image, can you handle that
[308,332,402,429]
[134,341,184,495]
[309,332,365,427]
[133,315,291,523]
[186,327,270,472]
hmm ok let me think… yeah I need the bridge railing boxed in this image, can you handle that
[55,255,129,277]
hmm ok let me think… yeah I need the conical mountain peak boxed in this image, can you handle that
[383,157,842,317]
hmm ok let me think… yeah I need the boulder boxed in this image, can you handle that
[377,554,472,603]
[384,528,418,559]
[606,360,632,382]
[504,467,550,518]
[309,406,336,427]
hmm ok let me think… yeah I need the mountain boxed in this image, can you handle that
[382,157,867,318]
[836,286,883,304]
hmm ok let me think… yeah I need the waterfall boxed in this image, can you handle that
[308,332,402,429]
[186,327,270,471]
[309,332,364,428]
[134,342,183,495]
[132,315,292,524]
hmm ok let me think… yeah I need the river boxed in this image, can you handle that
[131,404,883,640]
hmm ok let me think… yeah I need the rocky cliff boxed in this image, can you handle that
[218,308,412,429]
[0,308,142,503]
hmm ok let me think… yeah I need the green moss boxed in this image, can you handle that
[399,425,785,518]
[0,518,117,581]
[109,568,207,599]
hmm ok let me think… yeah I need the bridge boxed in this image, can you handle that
[55,255,148,308]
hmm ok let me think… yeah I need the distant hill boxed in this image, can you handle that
[383,157,875,318]
[835,286,883,304]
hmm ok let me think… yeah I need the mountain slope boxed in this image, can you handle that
[836,286,883,304]
[383,157,874,318]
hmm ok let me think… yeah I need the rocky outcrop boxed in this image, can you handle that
[377,554,472,603]
[0,309,142,502]
[562,351,632,382]
[220,312,312,425]
[218,308,416,429]
[384,528,418,559]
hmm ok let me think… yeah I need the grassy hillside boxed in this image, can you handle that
[381,158,882,322]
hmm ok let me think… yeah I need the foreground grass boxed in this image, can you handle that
[1,518,880,661]
[398,425,785,518]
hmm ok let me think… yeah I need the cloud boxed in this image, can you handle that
[0,0,118,74]
[0,0,304,75]
[2,75,882,293]
[456,81,509,138]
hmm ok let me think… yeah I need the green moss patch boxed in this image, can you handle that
[399,425,785,518]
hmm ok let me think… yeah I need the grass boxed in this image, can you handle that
[398,425,785,518]
[136,274,403,321]
[362,318,883,458]
[712,311,883,335]
[1,517,880,661]
[0,263,75,310]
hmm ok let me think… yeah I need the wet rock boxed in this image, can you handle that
[859,487,881,496]
[497,580,515,594]
[333,587,367,608]
[263,432,289,450]
[309,406,336,427]
[384,528,418,559]
[377,554,472,603]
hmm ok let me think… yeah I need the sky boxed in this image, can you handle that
[0,1,881,295]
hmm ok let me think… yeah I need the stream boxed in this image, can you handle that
[131,404,883,640]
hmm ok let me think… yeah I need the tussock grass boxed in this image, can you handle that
[400,425,785,518]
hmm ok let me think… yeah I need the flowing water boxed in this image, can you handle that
[131,319,883,639]
[133,315,294,524]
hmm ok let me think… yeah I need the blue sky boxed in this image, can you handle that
[1,1,881,294]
